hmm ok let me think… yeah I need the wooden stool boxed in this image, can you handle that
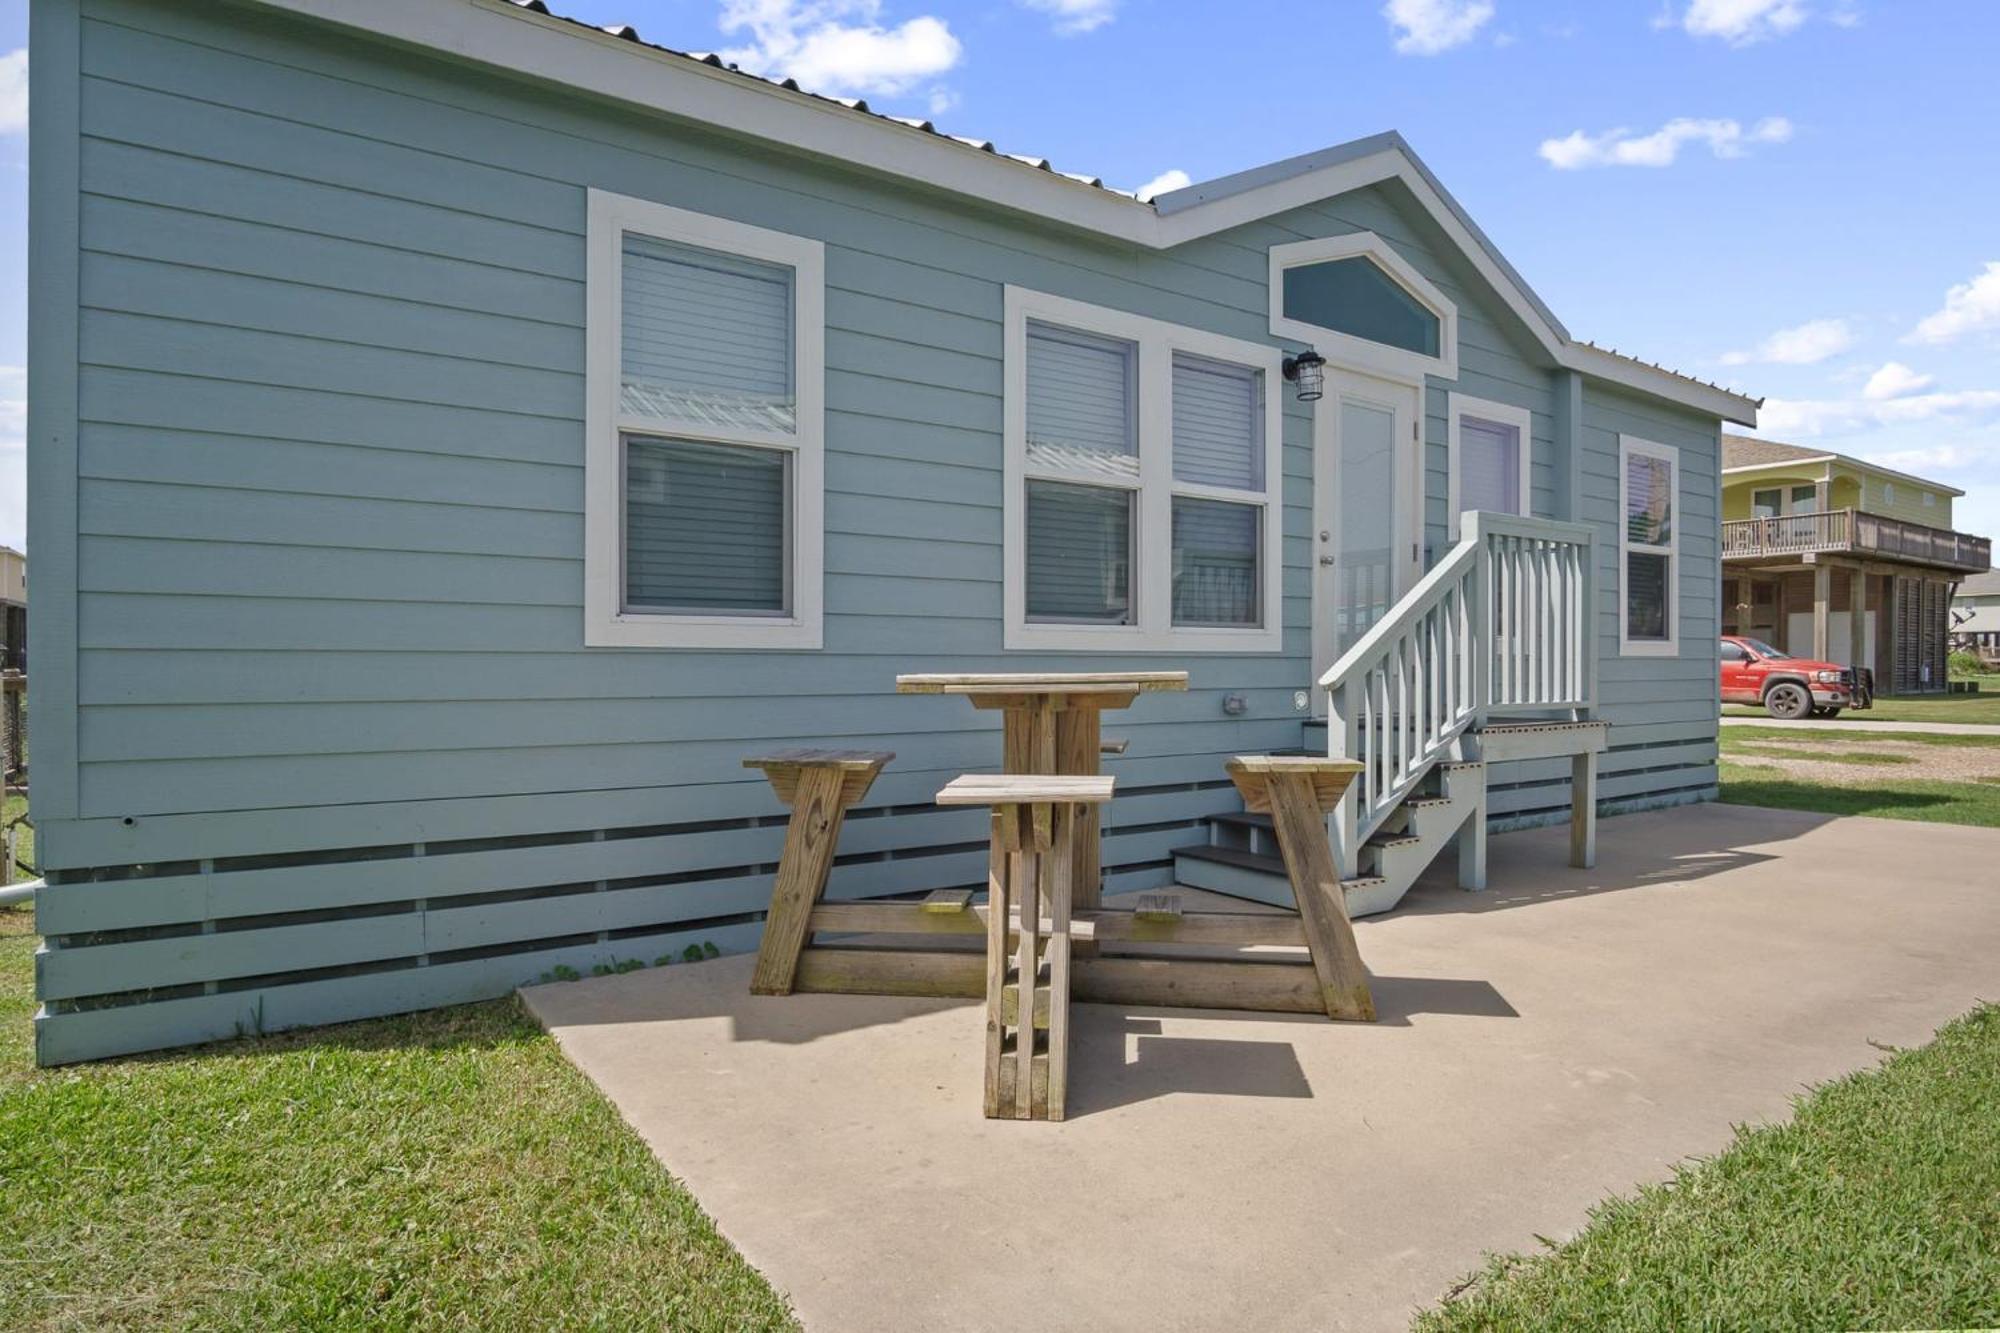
[936,773,1115,1122]
[1224,757,1376,1023]
[744,749,894,996]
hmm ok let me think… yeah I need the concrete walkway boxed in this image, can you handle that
[523,804,2000,1333]
[1721,715,2000,736]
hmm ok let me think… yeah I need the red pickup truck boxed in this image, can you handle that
[1720,635,1872,719]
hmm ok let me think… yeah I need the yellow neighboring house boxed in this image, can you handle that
[0,546,22,673]
[1721,436,1990,693]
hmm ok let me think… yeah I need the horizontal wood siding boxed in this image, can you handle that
[33,0,1722,1060]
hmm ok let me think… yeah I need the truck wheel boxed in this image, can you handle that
[1765,682,1811,720]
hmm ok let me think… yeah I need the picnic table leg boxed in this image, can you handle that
[749,765,853,996]
[982,811,1010,1118]
[1054,706,1102,957]
[1262,771,1377,1023]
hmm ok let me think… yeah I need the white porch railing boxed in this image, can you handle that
[1320,511,1597,868]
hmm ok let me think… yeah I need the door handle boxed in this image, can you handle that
[1318,555,1337,566]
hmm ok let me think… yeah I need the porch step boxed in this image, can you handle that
[1168,843,1394,917]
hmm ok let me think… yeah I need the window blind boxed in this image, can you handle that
[621,235,795,435]
[1172,354,1262,490]
[1625,551,1669,641]
[1025,479,1132,623]
[1171,497,1259,626]
[1458,415,1520,516]
[624,435,787,614]
[1025,322,1138,479]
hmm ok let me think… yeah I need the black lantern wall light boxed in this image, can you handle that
[1281,348,1326,401]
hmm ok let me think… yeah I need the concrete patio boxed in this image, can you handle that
[522,803,2000,1332]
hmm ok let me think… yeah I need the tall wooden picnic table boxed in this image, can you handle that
[893,671,1189,922]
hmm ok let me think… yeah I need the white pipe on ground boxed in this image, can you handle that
[0,878,38,907]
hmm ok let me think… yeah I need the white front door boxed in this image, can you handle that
[1311,367,1423,698]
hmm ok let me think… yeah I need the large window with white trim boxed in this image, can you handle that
[1446,392,1532,537]
[1005,288,1282,652]
[1619,435,1679,656]
[584,189,824,647]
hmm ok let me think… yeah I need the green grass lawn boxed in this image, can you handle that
[1718,763,2000,827]
[1725,690,2000,725]
[1718,725,2000,827]
[0,904,796,1331]
[1723,725,2000,749]
[1417,1005,2000,1332]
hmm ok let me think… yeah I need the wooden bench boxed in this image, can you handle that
[743,749,894,996]
[937,773,1116,1122]
[1224,757,1376,1023]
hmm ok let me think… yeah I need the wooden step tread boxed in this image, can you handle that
[1401,797,1452,809]
[1171,843,1287,875]
[1366,834,1423,850]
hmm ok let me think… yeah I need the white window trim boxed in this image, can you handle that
[1267,232,1459,383]
[1618,433,1680,658]
[1003,286,1283,653]
[584,189,825,648]
[1445,392,1533,540]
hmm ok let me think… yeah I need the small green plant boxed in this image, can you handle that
[1948,648,1985,679]
[539,964,582,984]
[680,941,722,963]
[653,955,675,967]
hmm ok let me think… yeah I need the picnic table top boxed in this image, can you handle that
[895,671,1189,696]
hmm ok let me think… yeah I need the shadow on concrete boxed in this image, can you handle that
[1067,1016,1313,1116]
[1385,804,1840,920]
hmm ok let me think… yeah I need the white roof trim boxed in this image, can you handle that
[247,0,1760,424]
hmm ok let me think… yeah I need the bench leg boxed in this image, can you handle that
[750,766,852,996]
[1569,751,1597,870]
[1263,773,1376,1023]
[982,811,1010,1119]
[1045,802,1074,1122]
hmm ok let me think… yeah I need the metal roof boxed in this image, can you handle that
[368,1,1755,418]
[502,0,1138,194]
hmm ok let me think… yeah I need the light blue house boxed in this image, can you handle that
[25,0,1760,1063]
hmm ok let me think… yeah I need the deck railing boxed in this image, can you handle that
[1319,511,1596,869]
[1722,508,1990,573]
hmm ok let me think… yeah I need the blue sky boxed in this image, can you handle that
[2,0,1998,551]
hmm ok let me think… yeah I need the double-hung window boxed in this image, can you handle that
[584,189,824,647]
[1005,287,1282,651]
[1446,392,1532,537]
[1619,435,1679,656]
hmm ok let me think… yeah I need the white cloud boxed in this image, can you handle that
[1759,387,2000,438]
[0,366,22,552]
[1907,261,2000,345]
[1540,116,1792,169]
[0,49,26,136]
[720,0,961,98]
[1382,0,1495,55]
[1677,0,1810,44]
[1019,0,1117,35]
[1132,169,1191,203]
[1719,316,1853,366]
[1862,361,1934,401]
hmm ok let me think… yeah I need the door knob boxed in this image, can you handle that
[1318,555,1337,566]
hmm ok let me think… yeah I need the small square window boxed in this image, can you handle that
[1172,497,1260,627]
[1024,480,1133,625]
[624,435,789,616]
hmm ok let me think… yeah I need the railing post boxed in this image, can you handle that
[1463,512,1491,722]
[1326,681,1360,877]
[1579,521,1597,713]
